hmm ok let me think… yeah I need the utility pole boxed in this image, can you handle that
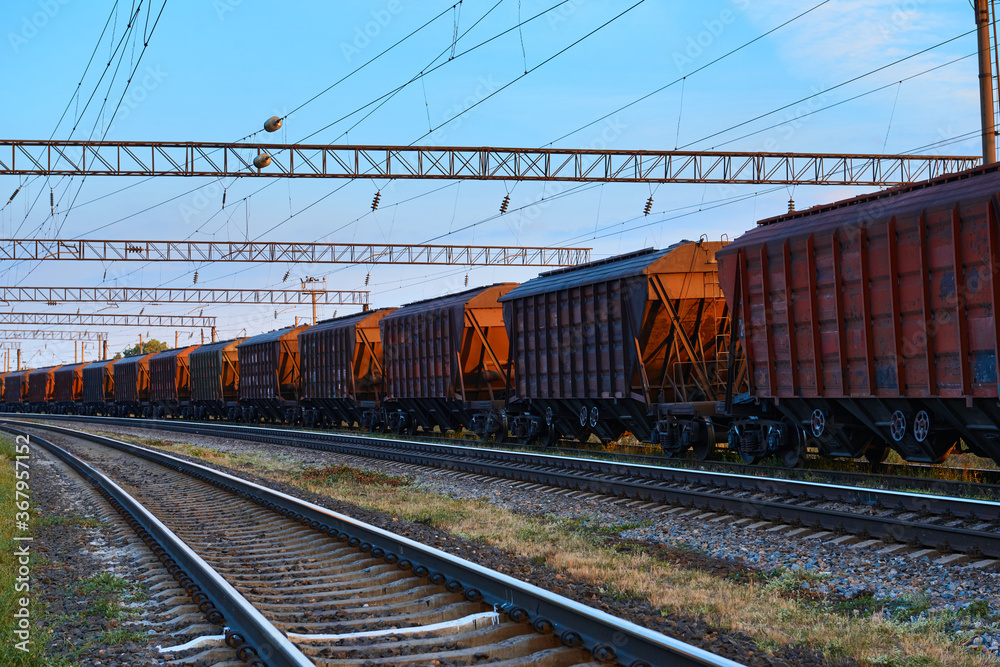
[976,0,997,163]
[301,278,325,325]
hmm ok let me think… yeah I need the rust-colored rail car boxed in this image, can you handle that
[28,366,61,410]
[190,339,243,420]
[299,309,394,428]
[82,360,115,414]
[149,346,200,418]
[53,363,89,413]
[237,325,309,423]
[501,244,739,453]
[112,353,156,416]
[378,284,516,435]
[717,164,1000,465]
[3,370,29,410]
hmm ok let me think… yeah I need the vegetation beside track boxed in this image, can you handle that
[113,432,999,667]
[0,435,67,666]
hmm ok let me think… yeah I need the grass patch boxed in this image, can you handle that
[0,436,69,666]
[74,572,145,622]
[99,628,146,646]
[34,514,103,528]
[74,572,131,596]
[299,464,409,487]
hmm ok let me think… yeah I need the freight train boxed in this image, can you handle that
[6,164,1000,468]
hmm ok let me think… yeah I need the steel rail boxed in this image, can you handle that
[5,419,742,667]
[8,415,1000,559]
[0,424,313,667]
[0,139,980,185]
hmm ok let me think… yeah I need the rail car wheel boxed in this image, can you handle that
[690,420,713,461]
[889,410,907,442]
[864,442,890,464]
[739,451,760,464]
[540,427,558,448]
[913,410,931,443]
[781,440,805,468]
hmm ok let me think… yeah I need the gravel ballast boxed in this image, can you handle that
[40,420,1000,663]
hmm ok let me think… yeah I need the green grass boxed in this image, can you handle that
[298,464,410,487]
[74,572,145,621]
[34,514,103,528]
[99,629,145,646]
[0,436,70,666]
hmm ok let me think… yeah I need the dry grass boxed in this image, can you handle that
[112,434,998,667]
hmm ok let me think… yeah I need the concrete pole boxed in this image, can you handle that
[976,0,997,163]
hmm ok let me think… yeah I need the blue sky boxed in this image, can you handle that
[0,0,987,362]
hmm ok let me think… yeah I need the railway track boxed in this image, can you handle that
[11,411,999,497]
[8,414,1000,564]
[4,421,738,667]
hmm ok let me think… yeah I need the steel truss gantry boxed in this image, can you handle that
[0,287,369,306]
[0,140,980,185]
[0,239,590,266]
[0,312,217,328]
[0,329,107,342]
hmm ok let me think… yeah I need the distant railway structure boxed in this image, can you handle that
[0,239,590,267]
[0,286,370,306]
[0,312,217,329]
[0,140,979,185]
